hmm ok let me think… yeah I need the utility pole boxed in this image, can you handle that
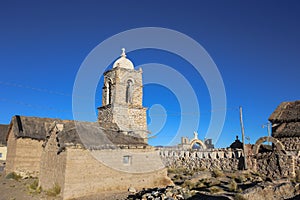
[262,122,271,145]
[239,106,248,170]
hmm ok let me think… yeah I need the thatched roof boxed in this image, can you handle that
[269,100,300,123]
[272,122,300,138]
[56,121,147,151]
[10,115,61,140]
[9,115,147,150]
[0,124,9,146]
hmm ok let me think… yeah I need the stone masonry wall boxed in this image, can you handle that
[160,149,244,171]
[98,67,147,140]
[114,68,143,107]
[278,137,300,151]
[255,152,295,179]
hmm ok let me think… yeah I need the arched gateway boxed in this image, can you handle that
[252,136,285,154]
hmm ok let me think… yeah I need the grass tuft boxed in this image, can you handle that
[228,179,237,192]
[234,194,247,200]
[212,168,224,178]
[27,179,42,194]
[46,183,61,196]
[5,172,22,181]
[209,186,223,194]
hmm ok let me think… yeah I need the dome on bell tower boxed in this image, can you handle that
[112,48,134,70]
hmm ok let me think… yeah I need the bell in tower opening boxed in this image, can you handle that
[97,48,148,142]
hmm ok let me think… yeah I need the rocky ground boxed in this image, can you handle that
[126,168,300,200]
[0,164,299,200]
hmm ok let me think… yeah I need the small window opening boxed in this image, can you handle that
[123,155,132,165]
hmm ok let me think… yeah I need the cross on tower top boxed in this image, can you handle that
[121,48,126,57]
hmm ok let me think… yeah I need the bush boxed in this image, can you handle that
[243,172,251,179]
[212,169,224,178]
[235,175,246,183]
[234,194,247,200]
[209,186,223,194]
[228,179,237,192]
[27,180,42,194]
[182,180,195,190]
[5,172,22,181]
[46,183,61,196]
[195,181,205,188]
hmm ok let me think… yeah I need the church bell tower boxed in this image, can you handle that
[98,48,148,142]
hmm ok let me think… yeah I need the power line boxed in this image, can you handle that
[0,81,101,101]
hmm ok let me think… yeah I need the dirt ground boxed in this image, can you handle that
[0,170,129,200]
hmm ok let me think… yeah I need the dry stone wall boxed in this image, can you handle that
[278,136,300,151]
[159,149,244,171]
[255,152,296,179]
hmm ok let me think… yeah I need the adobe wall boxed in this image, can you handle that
[5,130,43,177]
[5,129,17,174]
[160,149,244,171]
[0,146,7,160]
[62,147,172,200]
[39,131,67,192]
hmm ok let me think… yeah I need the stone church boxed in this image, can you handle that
[98,48,148,141]
[4,49,171,199]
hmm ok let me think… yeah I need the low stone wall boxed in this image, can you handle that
[254,152,295,179]
[278,137,300,151]
[159,149,244,171]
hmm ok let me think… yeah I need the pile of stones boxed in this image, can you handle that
[127,186,193,200]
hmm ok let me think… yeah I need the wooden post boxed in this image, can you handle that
[239,106,248,170]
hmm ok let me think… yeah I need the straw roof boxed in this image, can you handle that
[10,115,61,140]
[269,100,300,138]
[272,122,300,138]
[269,100,300,123]
[8,115,147,150]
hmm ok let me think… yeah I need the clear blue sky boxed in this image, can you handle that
[0,1,299,147]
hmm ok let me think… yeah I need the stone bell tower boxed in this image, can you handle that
[98,48,148,142]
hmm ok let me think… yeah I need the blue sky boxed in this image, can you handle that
[0,1,299,147]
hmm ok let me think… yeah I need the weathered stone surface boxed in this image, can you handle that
[241,182,298,200]
[98,66,148,141]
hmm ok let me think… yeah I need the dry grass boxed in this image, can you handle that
[228,179,237,192]
[5,172,22,181]
[45,183,61,197]
[235,175,246,183]
[212,169,224,178]
[27,179,42,194]
[234,194,247,200]
[209,186,223,194]
[182,180,195,189]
